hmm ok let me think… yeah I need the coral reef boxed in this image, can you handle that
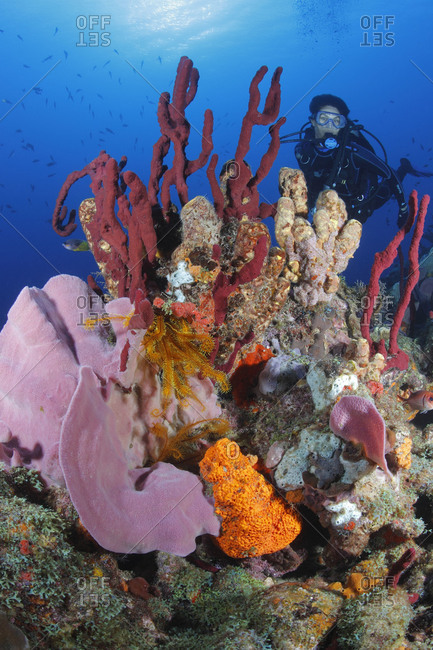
[0,55,432,646]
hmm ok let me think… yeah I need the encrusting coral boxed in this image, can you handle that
[199,438,302,557]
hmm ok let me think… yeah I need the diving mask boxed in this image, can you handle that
[314,110,347,129]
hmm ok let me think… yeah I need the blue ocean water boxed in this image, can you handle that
[1,0,432,327]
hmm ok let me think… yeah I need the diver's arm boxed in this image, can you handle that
[389,169,409,227]
[350,141,409,226]
[369,169,408,226]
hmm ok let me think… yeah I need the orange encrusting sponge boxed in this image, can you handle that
[199,438,302,558]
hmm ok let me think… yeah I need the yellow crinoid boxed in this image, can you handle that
[139,313,230,405]
[150,417,231,463]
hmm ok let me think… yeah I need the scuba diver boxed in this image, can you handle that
[280,94,432,226]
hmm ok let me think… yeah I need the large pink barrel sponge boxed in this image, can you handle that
[0,274,221,555]
[329,395,391,477]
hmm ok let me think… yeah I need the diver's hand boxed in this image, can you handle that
[397,202,409,228]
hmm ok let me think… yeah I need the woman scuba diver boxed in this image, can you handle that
[280,94,432,226]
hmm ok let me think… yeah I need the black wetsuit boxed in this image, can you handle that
[294,125,408,224]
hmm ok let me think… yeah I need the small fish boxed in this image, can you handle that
[62,238,90,252]
[42,55,53,62]
[54,27,58,35]
[398,390,433,413]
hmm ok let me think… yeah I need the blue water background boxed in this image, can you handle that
[1,0,432,326]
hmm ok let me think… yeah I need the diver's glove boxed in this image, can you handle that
[397,202,409,228]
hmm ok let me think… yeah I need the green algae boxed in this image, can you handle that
[0,466,158,649]
[151,557,275,647]
[336,586,413,649]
